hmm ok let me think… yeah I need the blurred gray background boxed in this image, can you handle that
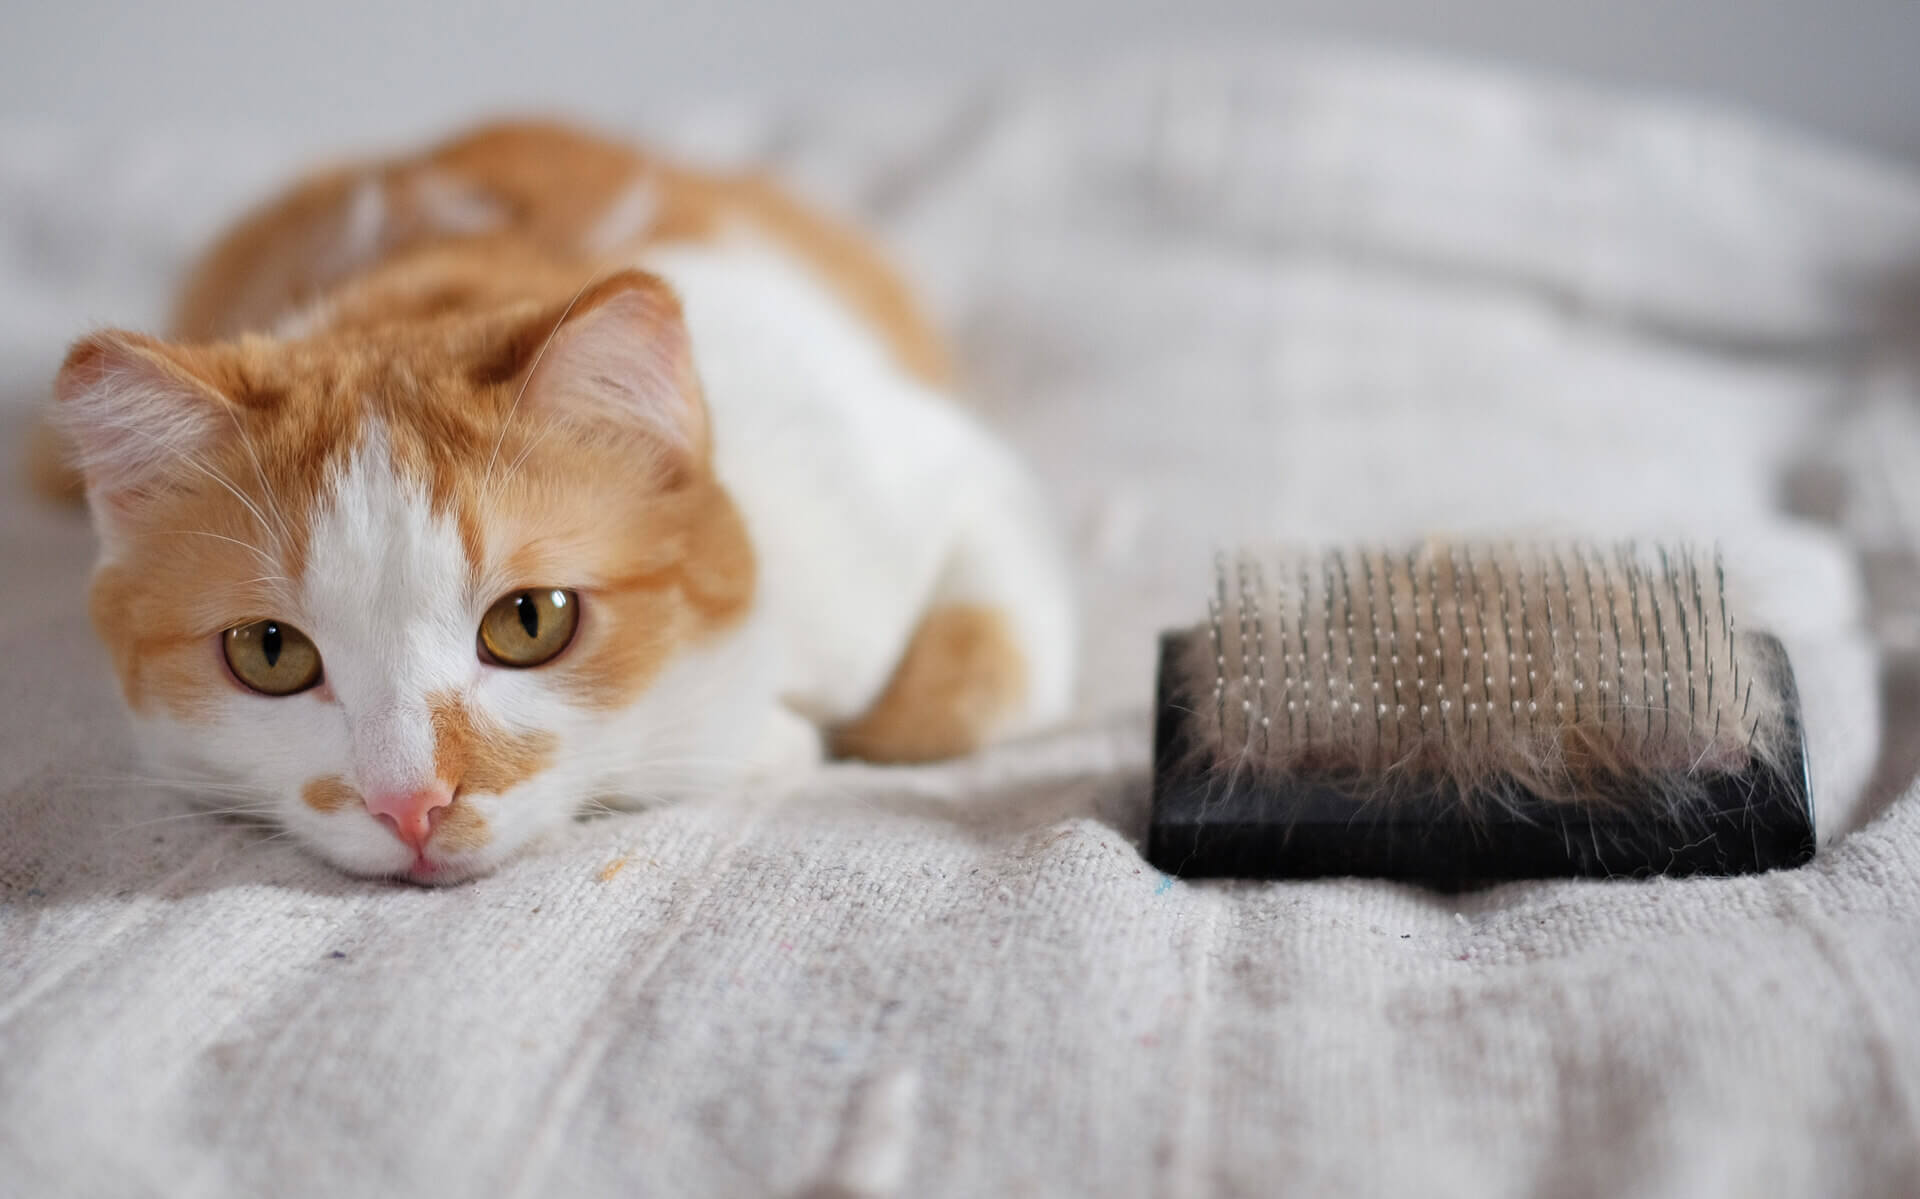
[3,0,1917,166]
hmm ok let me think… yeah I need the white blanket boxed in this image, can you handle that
[5,47,1920,1197]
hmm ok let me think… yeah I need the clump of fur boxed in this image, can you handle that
[1175,540,1793,818]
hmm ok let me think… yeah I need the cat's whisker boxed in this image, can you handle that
[633,754,759,769]
[149,529,282,571]
[63,772,268,791]
[482,273,602,499]
[238,827,301,846]
[497,413,570,490]
[569,753,758,782]
[217,397,299,556]
[91,412,286,553]
[109,807,280,835]
[216,829,305,861]
[112,803,278,823]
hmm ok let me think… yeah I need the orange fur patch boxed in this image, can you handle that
[163,119,949,384]
[171,165,374,342]
[829,603,1028,764]
[25,417,85,505]
[476,351,757,712]
[90,547,280,721]
[301,774,358,814]
[432,800,492,852]
[639,169,951,386]
[427,692,557,796]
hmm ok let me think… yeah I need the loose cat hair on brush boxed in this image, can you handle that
[1149,539,1814,882]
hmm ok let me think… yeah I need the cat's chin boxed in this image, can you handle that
[302,836,502,887]
[393,853,494,887]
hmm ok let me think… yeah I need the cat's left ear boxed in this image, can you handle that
[519,270,708,471]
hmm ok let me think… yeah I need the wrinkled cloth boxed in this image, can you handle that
[4,47,1920,1198]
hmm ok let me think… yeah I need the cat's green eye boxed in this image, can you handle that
[223,620,323,696]
[479,589,579,668]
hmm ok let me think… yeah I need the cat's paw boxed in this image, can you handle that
[744,705,824,783]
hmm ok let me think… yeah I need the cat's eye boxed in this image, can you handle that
[223,620,323,696]
[479,589,579,668]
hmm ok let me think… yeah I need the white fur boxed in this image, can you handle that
[640,239,1077,732]
[100,238,1075,882]
[264,176,389,339]
[56,346,219,514]
[270,298,336,340]
[582,175,662,254]
[337,176,387,270]
[407,169,508,236]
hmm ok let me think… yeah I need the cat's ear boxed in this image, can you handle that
[53,330,228,507]
[518,270,707,471]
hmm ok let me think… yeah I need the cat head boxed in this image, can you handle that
[56,270,759,883]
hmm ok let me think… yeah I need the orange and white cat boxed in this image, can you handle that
[45,120,1075,884]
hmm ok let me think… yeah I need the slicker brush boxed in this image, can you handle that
[1147,540,1814,884]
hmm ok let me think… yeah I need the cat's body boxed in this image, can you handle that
[48,120,1074,882]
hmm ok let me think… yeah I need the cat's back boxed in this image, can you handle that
[170,119,951,388]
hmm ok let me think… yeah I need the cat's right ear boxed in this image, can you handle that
[515,271,708,476]
[53,331,226,511]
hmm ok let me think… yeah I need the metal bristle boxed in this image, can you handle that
[1462,543,1494,750]
[1449,546,1475,747]
[1576,545,1600,725]
[1553,544,1576,724]
[1382,550,1406,756]
[1252,557,1270,753]
[1492,547,1520,738]
[1515,544,1538,736]
[1322,556,1340,745]
[1668,546,1698,737]
[1602,547,1628,736]
[1405,550,1429,739]
[1236,553,1254,752]
[1649,548,1673,747]
[1362,550,1386,767]
[1695,551,1714,720]
[1621,545,1652,746]
[1427,550,1447,750]
[1336,549,1360,732]
[1210,552,1228,738]
[1290,559,1308,749]
[1716,548,1744,737]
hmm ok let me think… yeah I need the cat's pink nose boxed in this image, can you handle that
[364,786,453,852]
